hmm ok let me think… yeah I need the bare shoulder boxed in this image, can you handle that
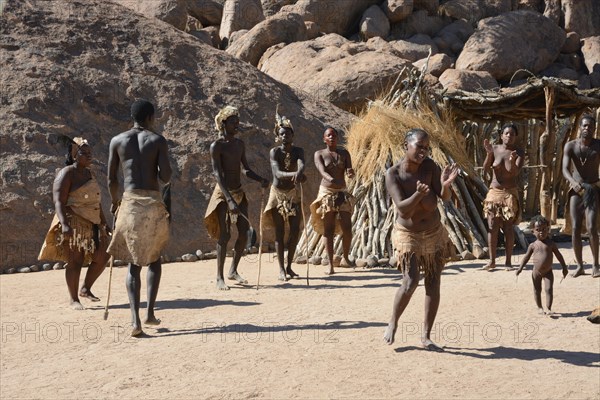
[55,165,73,180]
[338,147,351,157]
[564,140,576,151]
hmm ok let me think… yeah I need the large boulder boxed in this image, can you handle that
[413,53,454,77]
[383,0,414,23]
[187,0,224,27]
[219,0,265,45]
[115,0,188,30]
[226,12,307,66]
[388,39,436,62]
[581,36,600,74]
[260,34,412,111]
[456,10,566,81]
[438,69,499,92]
[0,0,352,270]
[281,0,380,36]
[359,5,391,40]
[562,0,600,39]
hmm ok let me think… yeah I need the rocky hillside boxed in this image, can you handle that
[133,0,600,111]
[0,0,352,269]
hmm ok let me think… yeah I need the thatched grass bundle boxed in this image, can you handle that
[346,99,476,184]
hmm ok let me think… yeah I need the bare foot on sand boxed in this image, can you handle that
[571,265,587,278]
[144,316,161,326]
[537,307,545,315]
[421,338,444,352]
[286,268,299,279]
[79,287,100,302]
[216,278,230,290]
[131,326,144,337]
[383,322,397,345]
[324,267,335,275]
[70,300,84,310]
[340,257,355,268]
[504,265,515,271]
[481,262,495,271]
[545,310,555,316]
[278,272,289,282]
[227,272,248,284]
[592,266,600,278]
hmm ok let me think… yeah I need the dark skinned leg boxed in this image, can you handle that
[215,202,231,290]
[228,198,248,284]
[484,215,501,270]
[339,211,354,267]
[543,270,554,314]
[570,195,586,277]
[145,260,162,325]
[383,256,420,345]
[271,209,288,281]
[322,212,336,275]
[80,241,109,301]
[503,219,515,270]
[126,263,143,336]
[422,268,443,351]
[65,250,85,309]
[585,205,600,277]
[531,270,544,314]
[286,212,301,278]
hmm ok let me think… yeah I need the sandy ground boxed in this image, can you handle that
[1,243,599,399]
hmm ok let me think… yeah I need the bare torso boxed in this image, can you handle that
[389,159,441,231]
[530,239,555,275]
[212,137,245,190]
[490,145,524,189]
[315,147,351,189]
[564,138,600,185]
[271,145,303,191]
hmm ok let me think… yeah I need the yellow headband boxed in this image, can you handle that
[214,106,239,133]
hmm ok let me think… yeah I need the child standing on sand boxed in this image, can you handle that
[516,215,568,315]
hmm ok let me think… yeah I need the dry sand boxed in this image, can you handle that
[1,243,599,399]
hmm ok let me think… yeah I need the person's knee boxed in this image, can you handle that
[218,232,231,245]
[403,277,419,293]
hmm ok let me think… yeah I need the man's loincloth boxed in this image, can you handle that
[39,177,106,265]
[262,186,300,231]
[391,222,455,279]
[483,187,521,224]
[309,185,354,236]
[107,189,169,266]
[204,185,246,240]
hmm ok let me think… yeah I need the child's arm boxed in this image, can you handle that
[551,242,569,278]
[516,244,534,275]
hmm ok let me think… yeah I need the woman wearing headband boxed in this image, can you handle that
[39,137,110,309]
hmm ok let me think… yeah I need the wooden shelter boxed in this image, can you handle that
[296,72,600,264]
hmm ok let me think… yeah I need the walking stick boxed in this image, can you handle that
[103,256,114,320]
[256,186,266,290]
[300,183,310,286]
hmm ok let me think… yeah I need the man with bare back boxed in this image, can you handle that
[107,100,172,337]
[562,115,600,278]
[204,106,269,290]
